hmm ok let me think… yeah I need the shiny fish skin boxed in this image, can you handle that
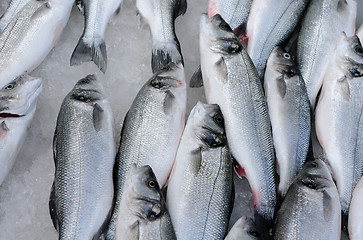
[199,14,276,221]
[136,0,187,73]
[315,33,363,214]
[224,217,261,240]
[358,24,363,41]
[297,0,357,107]
[264,47,310,198]
[106,63,186,240]
[167,102,232,240]
[0,0,30,33]
[348,177,363,240]
[0,75,42,186]
[51,75,115,240]
[115,164,176,240]
[246,0,310,79]
[70,0,123,73]
[0,0,74,88]
[273,160,341,240]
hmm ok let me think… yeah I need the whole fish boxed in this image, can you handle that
[167,102,233,240]
[348,176,363,240]
[106,62,186,239]
[0,0,30,33]
[198,13,276,224]
[0,75,42,186]
[246,0,310,79]
[136,0,187,73]
[225,217,261,240]
[115,164,176,240]
[0,0,74,87]
[50,75,115,240]
[297,0,357,107]
[70,0,123,73]
[273,159,341,240]
[264,46,310,197]
[315,33,363,214]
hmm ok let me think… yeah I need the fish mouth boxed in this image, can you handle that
[0,113,23,118]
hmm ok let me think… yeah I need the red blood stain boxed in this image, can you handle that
[207,1,218,18]
[177,80,183,86]
[252,190,259,209]
[233,161,246,178]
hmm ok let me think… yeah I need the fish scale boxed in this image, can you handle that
[0,0,30,33]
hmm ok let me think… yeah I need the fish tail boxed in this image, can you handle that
[70,37,107,73]
[151,40,183,73]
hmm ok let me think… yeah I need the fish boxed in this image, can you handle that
[70,0,123,73]
[50,75,115,240]
[0,0,30,33]
[115,164,176,240]
[106,62,186,239]
[198,13,276,230]
[0,0,74,88]
[136,0,187,73]
[0,75,42,186]
[273,159,341,240]
[315,32,363,214]
[246,0,310,79]
[264,46,310,198]
[224,217,261,240]
[348,176,363,240]
[358,23,363,41]
[167,102,233,240]
[297,0,357,107]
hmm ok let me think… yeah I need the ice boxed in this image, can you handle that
[0,0,362,239]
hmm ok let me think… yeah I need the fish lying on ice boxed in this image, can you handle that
[225,217,261,240]
[0,0,30,33]
[348,176,363,240]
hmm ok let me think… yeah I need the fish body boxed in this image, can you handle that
[0,0,74,87]
[199,14,276,221]
[273,160,341,240]
[136,0,187,73]
[264,47,310,197]
[106,63,186,239]
[0,0,30,33]
[315,33,363,213]
[224,217,261,240]
[50,75,115,240]
[246,0,310,79]
[116,164,176,240]
[167,102,233,240]
[70,0,123,73]
[348,177,363,240]
[0,75,42,186]
[297,0,357,107]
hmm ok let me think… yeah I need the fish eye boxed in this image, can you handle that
[219,21,232,32]
[148,180,156,188]
[5,83,14,90]
[283,53,291,59]
[354,45,363,55]
[213,114,223,124]
[248,230,260,237]
[307,161,318,168]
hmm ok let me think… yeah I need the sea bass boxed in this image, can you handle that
[136,0,187,73]
[348,176,363,240]
[225,217,261,240]
[297,0,357,107]
[167,102,233,240]
[50,75,115,240]
[246,0,310,79]
[315,33,363,214]
[0,75,42,186]
[115,164,176,240]
[0,0,74,88]
[198,14,276,223]
[273,160,341,240]
[106,62,186,240]
[0,0,30,33]
[264,47,310,197]
[70,0,123,73]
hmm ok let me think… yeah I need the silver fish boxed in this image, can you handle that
[199,13,276,223]
[0,75,42,186]
[0,0,74,87]
[273,160,341,240]
[115,164,176,240]
[50,75,115,240]
[70,0,123,73]
[224,217,261,240]
[348,176,363,240]
[136,0,187,73]
[106,62,186,240]
[297,0,357,107]
[264,47,310,197]
[167,102,233,240]
[246,0,310,79]
[0,0,30,33]
[315,33,363,214]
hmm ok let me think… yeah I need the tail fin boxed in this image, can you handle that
[151,40,183,73]
[70,37,107,73]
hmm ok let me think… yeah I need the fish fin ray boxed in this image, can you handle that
[93,103,104,132]
[175,0,187,17]
[189,65,203,88]
[163,90,175,114]
[323,190,333,221]
[49,181,59,232]
[151,41,183,73]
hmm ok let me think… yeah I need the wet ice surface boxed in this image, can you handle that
[0,0,362,239]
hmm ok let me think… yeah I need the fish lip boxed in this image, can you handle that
[0,113,23,118]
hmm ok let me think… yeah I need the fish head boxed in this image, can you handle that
[230,217,261,239]
[298,159,333,191]
[149,62,186,90]
[268,47,298,78]
[70,75,105,104]
[190,102,226,148]
[0,75,43,118]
